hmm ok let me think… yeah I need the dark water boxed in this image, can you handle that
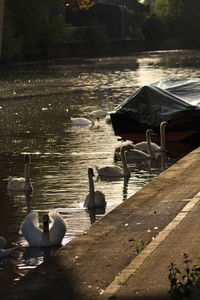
[0,49,199,293]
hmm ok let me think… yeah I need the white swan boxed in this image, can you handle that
[90,96,113,123]
[7,154,33,192]
[0,236,18,258]
[20,210,67,247]
[114,140,135,161]
[96,146,130,178]
[70,114,99,127]
[134,122,168,153]
[89,109,107,119]
[124,129,156,161]
[84,168,106,209]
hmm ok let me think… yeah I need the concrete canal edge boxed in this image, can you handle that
[2,147,200,300]
[101,190,200,299]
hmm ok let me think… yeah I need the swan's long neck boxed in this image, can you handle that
[160,123,166,151]
[24,162,30,183]
[146,130,154,158]
[90,118,95,126]
[107,96,112,111]
[88,172,95,208]
[89,115,97,126]
[121,147,130,177]
[24,160,32,192]
[40,216,50,247]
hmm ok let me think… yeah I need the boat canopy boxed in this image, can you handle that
[111,79,200,129]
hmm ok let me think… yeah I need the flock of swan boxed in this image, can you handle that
[0,115,168,257]
[85,121,168,205]
[114,121,168,162]
[0,108,111,257]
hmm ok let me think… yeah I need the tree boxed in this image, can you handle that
[2,4,22,61]
[65,0,95,10]
[2,0,97,61]
[152,0,200,47]
[2,0,66,61]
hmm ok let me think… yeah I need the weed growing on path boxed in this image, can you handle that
[134,239,146,254]
[168,253,200,299]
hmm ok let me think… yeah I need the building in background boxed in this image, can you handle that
[49,0,146,58]
[65,0,142,39]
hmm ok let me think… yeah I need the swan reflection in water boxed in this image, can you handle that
[86,207,106,224]
[122,176,130,201]
[7,191,32,213]
[20,245,60,269]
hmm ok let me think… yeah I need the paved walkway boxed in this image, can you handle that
[101,190,200,300]
[2,147,200,300]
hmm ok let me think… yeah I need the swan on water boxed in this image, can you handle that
[70,113,99,127]
[134,121,168,153]
[89,109,107,119]
[90,96,113,120]
[114,130,156,162]
[0,236,18,258]
[114,140,135,161]
[7,154,33,192]
[96,146,130,178]
[90,96,113,123]
[124,129,156,161]
[84,168,106,209]
[20,210,67,247]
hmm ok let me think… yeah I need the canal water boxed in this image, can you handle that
[0,49,199,293]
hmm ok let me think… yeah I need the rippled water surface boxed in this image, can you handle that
[0,49,200,292]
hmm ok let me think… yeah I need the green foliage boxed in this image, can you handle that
[135,239,146,254]
[2,0,97,61]
[152,0,171,19]
[168,253,200,299]
[2,5,22,62]
[142,13,166,49]
[152,0,200,47]
[3,0,66,61]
